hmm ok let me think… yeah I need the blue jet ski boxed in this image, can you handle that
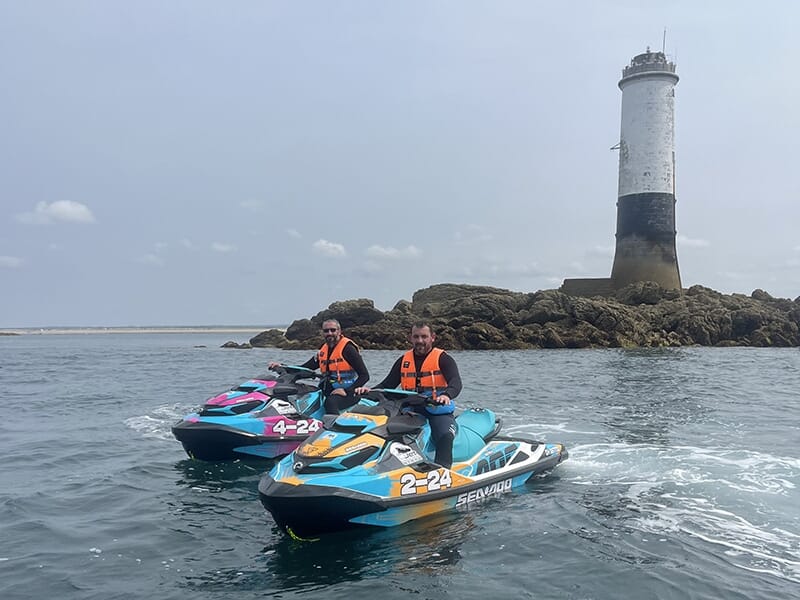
[172,365,324,461]
[258,389,568,538]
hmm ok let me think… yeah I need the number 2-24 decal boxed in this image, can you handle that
[271,419,320,435]
[399,469,452,496]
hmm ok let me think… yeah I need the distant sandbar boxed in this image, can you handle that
[0,327,275,336]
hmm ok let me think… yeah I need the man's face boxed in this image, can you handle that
[410,326,435,356]
[322,321,341,345]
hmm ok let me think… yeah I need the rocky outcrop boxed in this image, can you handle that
[245,283,800,350]
[221,340,252,349]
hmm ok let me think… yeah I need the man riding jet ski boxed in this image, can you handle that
[258,389,569,538]
[172,365,325,461]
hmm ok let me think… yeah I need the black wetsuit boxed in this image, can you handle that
[375,350,462,468]
[301,341,369,414]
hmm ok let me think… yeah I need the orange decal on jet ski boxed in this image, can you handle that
[298,433,385,459]
[325,434,384,458]
[296,431,338,457]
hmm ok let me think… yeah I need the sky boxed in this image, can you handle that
[1,1,799,327]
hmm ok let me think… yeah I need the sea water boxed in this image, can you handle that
[0,333,797,599]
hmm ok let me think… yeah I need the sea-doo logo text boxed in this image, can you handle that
[344,442,368,453]
[399,469,452,496]
[455,478,512,507]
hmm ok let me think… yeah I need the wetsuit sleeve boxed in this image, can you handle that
[343,342,370,388]
[439,352,462,399]
[374,356,403,389]
[299,353,320,370]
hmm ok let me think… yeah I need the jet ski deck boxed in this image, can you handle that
[258,390,568,537]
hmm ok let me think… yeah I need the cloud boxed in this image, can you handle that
[0,255,23,268]
[487,262,545,277]
[677,234,711,248]
[287,228,301,239]
[154,242,168,251]
[358,260,384,274]
[453,225,493,245]
[567,261,587,273]
[718,270,746,281]
[240,199,264,212]
[211,242,236,253]
[136,254,165,267]
[16,200,96,224]
[312,239,347,258]
[180,238,194,249]
[586,245,615,258]
[784,257,800,268]
[456,260,545,279]
[365,245,422,260]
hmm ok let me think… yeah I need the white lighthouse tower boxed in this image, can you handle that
[610,49,682,289]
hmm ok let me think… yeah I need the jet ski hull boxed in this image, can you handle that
[172,366,325,461]
[172,421,306,461]
[259,437,568,537]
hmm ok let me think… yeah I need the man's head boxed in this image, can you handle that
[410,322,436,356]
[321,319,342,346]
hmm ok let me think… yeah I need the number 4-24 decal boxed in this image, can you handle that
[271,419,320,436]
[399,469,452,496]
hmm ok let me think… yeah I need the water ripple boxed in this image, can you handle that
[0,336,798,599]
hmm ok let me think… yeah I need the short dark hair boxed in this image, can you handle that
[411,321,434,334]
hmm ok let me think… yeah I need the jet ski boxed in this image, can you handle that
[258,389,569,538]
[172,365,325,461]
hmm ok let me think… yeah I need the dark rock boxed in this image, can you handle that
[284,319,316,342]
[391,299,413,314]
[751,289,773,301]
[250,329,290,348]
[615,281,679,305]
[239,283,800,350]
[316,299,385,329]
[221,340,252,349]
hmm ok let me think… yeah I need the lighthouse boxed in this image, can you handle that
[609,49,681,289]
[560,48,683,297]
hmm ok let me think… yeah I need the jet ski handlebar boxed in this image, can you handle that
[267,364,322,384]
[358,388,434,408]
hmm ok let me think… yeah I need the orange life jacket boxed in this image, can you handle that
[399,348,447,398]
[318,336,358,389]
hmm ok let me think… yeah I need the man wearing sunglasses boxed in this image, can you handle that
[271,319,369,414]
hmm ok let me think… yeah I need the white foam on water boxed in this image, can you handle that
[124,403,190,440]
[653,495,800,583]
[504,422,602,437]
[566,442,800,583]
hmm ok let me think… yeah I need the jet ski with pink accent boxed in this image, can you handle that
[172,365,324,461]
[258,389,568,538]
